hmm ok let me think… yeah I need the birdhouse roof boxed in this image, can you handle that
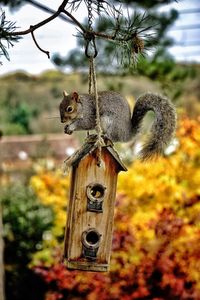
[66,135,127,172]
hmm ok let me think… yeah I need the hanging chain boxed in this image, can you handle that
[85,0,98,58]
[87,0,93,32]
[87,0,93,132]
[87,0,93,94]
[87,0,96,95]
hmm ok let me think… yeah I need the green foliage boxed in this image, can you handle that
[137,53,196,101]
[1,184,54,265]
[0,75,46,135]
[1,84,39,134]
[1,122,27,135]
[9,102,34,133]
[40,70,65,82]
[0,71,158,136]
[0,68,199,136]
[53,49,88,70]
[3,71,34,81]
[0,183,54,300]
[32,117,200,300]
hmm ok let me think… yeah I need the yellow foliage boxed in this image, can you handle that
[30,117,200,287]
[30,169,70,255]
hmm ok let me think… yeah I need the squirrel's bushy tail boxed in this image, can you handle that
[132,92,176,160]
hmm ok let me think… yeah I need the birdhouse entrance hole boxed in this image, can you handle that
[90,184,105,199]
[87,183,106,213]
[82,228,101,260]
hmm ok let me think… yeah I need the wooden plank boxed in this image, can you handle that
[63,164,77,259]
[66,261,109,272]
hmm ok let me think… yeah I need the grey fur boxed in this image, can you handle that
[60,91,176,160]
[132,92,176,160]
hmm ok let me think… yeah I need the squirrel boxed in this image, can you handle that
[59,90,176,160]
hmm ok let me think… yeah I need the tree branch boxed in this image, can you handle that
[25,0,73,25]
[3,0,150,60]
[9,1,131,42]
[62,9,86,33]
[30,27,50,58]
[11,0,69,36]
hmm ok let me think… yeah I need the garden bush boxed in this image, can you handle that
[30,117,200,300]
[1,184,54,300]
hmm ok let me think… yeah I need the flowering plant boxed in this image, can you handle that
[31,117,200,299]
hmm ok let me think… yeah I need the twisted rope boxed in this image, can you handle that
[88,56,104,166]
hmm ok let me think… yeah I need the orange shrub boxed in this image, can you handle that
[32,117,200,299]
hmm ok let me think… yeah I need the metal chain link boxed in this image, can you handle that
[87,0,93,31]
[85,0,98,58]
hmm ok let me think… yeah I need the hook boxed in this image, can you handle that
[85,32,98,58]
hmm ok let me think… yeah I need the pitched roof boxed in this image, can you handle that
[65,135,127,172]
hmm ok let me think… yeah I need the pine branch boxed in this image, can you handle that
[0,0,157,66]
[0,11,21,61]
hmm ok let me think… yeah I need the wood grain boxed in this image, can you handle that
[64,147,121,272]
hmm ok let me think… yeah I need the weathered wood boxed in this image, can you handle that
[67,261,108,272]
[63,142,126,272]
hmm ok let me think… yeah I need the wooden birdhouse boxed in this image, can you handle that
[63,136,127,272]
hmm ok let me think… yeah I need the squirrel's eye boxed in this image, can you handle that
[66,106,74,113]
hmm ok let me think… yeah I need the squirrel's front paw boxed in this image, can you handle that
[64,125,73,135]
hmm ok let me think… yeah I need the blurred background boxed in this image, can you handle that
[0,0,200,299]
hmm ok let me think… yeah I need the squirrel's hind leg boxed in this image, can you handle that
[100,115,121,142]
[100,115,113,139]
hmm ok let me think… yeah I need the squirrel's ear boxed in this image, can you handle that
[63,90,68,97]
[72,92,80,102]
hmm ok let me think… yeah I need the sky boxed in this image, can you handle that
[0,0,200,75]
